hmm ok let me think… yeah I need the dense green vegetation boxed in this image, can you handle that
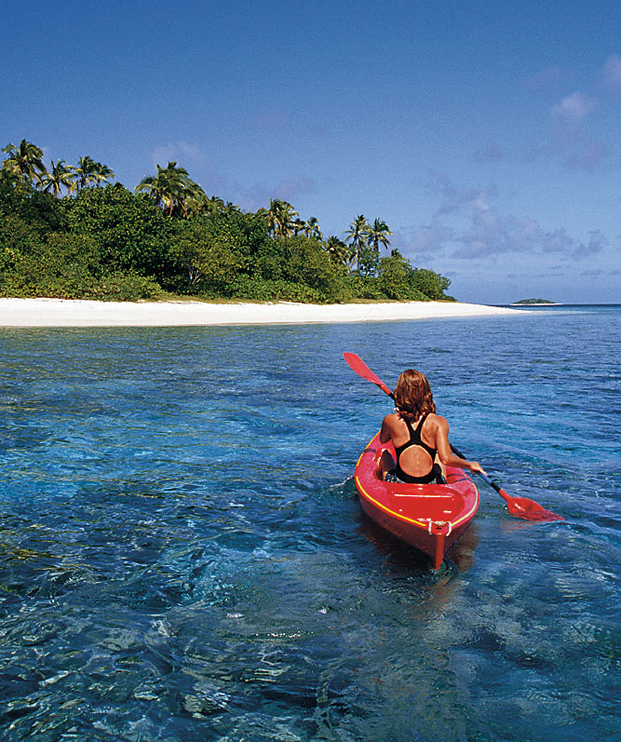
[513,298,556,305]
[1,139,454,303]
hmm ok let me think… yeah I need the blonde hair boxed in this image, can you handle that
[393,369,436,418]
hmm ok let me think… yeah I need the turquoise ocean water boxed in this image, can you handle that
[0,305,618,741]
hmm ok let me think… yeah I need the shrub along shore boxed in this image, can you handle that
[1,140,454,304]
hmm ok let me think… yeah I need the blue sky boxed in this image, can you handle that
[3,0,620,303]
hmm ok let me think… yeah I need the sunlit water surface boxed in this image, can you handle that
[0,306,618,741]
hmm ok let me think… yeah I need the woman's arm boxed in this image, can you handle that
[434,416,487,475]
[380,414,394,443]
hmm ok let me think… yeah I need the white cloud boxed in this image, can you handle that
[550,92,598,125]
[150,141,207,169]
[240,175,317,211]
[547,89,608,169]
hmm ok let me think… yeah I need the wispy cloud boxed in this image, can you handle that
[564,140,610,170]
[150,141,207,169]
[550,91,598,126]
[542,55,621,169]
[525,65,566,89]
[403,221,454,256]
[600,54,621,90]
[240,175,317,211]
[429,172,498,216]
[404,176,609,262]
[473,143,504,163]
[252,110,290,129]
[548,90,608,169]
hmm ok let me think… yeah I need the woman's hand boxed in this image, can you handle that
[467,460,487,476]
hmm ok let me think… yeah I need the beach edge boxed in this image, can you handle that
[0,297,519,327]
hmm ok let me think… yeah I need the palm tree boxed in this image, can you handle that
[265,198,299,239]
[1,139,46,184]
[292,217,306,236]
[178,181,208,218]
[135,161,196,216]
[303,216,323,240]
[368,218,393,252]
[184,191,227,217]
[326,236,355,268]
[73,155,98,191]
[345,215,371,269]
[39,159,75,197]
[92,160,115,188]
[206,195,226,212]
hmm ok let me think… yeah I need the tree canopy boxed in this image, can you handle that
[0,140,454,304]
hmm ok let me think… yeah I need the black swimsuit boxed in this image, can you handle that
[394,414,438,484]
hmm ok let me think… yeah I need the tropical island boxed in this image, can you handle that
[1,139,453,304]
[511,298,559,305]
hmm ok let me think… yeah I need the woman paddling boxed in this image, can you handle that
[380,369,486,483]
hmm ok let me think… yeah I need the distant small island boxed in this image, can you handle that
[511,298,559,305]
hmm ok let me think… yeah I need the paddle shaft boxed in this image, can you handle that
[344,353,483,471]
[343,352,565,521]
[450,444,510,499]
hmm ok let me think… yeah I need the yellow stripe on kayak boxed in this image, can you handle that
[354,436,479,530]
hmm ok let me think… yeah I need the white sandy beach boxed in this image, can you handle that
[0,298,517,327]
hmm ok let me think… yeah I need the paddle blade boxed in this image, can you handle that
[343,352,393,397]
[498,488,565,522]
[344,355,565,523]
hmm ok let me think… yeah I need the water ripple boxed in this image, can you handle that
[0,313,618,740]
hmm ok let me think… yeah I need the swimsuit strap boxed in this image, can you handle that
[397,413,436,458]
[394,412,437,483]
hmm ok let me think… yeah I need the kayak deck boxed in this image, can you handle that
[354,432,479,569]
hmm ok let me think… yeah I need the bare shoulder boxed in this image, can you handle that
[427,413,449,432]
[382,412,401,430]
[380,412,401,442]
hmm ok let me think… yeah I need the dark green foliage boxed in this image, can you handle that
[0,149,454,303]
[409,267,453,301]
[224,275,326,303]
[169,208,269,295]
[250,236,350,303]
[278,236,349,302]
[349,275,386,300]
[0,230,161,300]
[0,175,64,233]
[61,185,175,279]
[377,251,433,301]
[514,298,554,304]
[357,246,380,277]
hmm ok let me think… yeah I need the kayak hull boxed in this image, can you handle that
[354,433,479,569]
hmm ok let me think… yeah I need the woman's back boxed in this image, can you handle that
[382,412,440,482]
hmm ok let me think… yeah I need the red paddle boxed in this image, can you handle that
[343,352,564,523]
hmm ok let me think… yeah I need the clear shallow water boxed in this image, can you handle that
[0,307,618,741]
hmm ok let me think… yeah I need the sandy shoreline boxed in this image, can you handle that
[0,298,518,327]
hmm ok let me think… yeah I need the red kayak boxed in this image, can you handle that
[354,432,480,569]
